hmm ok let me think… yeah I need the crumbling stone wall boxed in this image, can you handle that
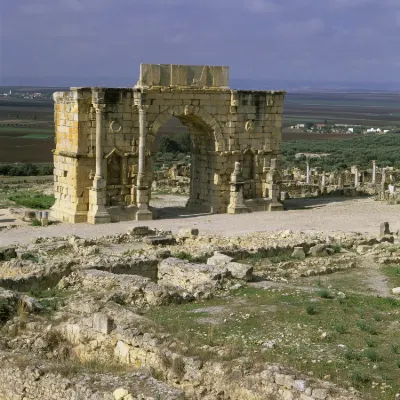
[51,64,285,224]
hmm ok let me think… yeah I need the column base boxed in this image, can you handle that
[136,208,153,221]
[87,185,111,224]
[87,210,111,224]
[227,204,249,214]
[269,202,284,212]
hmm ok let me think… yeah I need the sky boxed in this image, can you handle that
[1,0,400,86]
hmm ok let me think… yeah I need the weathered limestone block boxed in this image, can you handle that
[207,252,234,266]
[158,257,230,291]
[309,244,328,257]
[92,312,113,334]
[207,252,253,281]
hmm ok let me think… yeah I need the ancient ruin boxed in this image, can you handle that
[280,160,400,202]
[50,64,285,224]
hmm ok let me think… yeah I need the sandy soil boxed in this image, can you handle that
[0,196,398,247]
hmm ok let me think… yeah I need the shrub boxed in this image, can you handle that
[171,357,185,379]
[173,251,207,263]
[318,289,334,299]
[0,301,11,324]
[364,348,380,362]
[306,303,317,315]
[351,370,371,387]
[391,343,400,354]
[356,320,378,335]
[345,349,362,361]
[8,192,55,209]
[366,338,377,348]
[335,324,347,334]
[0,163,53,177]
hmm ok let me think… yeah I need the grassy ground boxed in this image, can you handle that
[146,286,400,400]
[8,191,55,209]
[381,266,400,289]
[0,186,54,209]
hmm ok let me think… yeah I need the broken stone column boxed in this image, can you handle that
[338,173,343,189]
[135,101,153,221]
[320,172,327,195]
[227,162,249,214]
[306,161,310,184]
[372,160,377,184]
[87,89,111,224]
[380,222,390,236]
[354,165,359,188]
[41,211,49,226]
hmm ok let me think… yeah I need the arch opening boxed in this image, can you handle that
[148,112,219,218]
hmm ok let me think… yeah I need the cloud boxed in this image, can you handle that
[5,0,400,83]
[19,3,50,15]
[60,0,84,11]
[246,0,281,13]
[163,33,189,44]
[331,0,377,7]
[275,18,325,37]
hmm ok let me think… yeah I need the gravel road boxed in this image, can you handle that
[0,196,398,247]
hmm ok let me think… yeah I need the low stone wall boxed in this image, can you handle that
[0,355,184,400]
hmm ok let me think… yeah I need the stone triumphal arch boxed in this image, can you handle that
[50,64,286,224]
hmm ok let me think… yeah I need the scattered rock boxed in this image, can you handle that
[225,262,253,281]
[356,245,372,254]
[177,228,199,240]
[309,244,328,257]
[113,388,129,400]
[291,247,306,259]
[92,312,113,334]
[144,235,176,246]
[207,252,234,266]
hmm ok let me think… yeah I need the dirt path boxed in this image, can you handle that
[0,197,399,247]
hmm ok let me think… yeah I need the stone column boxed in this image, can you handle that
[227,162,249,214]
[321,172,326,190]
[321,171,327,195]
[372,160,376,184]
[87,94,111,224]
[306,161,310,184]
[135,104,153,221]
[338,173,343,189]
[268,158,284,211]
[382,167,386,185]
[354,166,359,187]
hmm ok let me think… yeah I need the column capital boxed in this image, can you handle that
[133,104,149,113]
[93,104,106,113]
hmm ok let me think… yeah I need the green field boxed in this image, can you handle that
[281,133,400,171]
[0,126,54,140]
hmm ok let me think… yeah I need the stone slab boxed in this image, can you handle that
[139,64,229,87]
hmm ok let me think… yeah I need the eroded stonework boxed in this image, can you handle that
[50,64,286,224]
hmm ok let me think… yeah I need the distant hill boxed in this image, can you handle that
[2,76,400,93]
